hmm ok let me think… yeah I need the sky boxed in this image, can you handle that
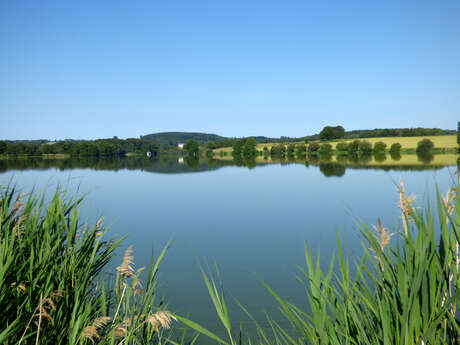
[0,0,459,140]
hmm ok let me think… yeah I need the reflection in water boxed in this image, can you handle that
[185,156,199,169]
[417,152,434,164]
[319,163,346,177]
[0,153,455,177]
[390,152,402,161]
[374,153,387,163]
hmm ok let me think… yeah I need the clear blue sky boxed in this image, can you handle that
[0,0,459,140]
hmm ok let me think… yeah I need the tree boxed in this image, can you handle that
[457,122,460,147]
[389,143,402,154]
[295,143,307,157]
[270,143,286,157]
[232,139,245,157]
[287,143,296,156]
[318,143,333,155]
[308,142,320,154]
[304,138,309,145]
[243,138,257,157]
[0,141,6,155]
[319,126,345,141]
[373,141,387,152]
[336,142,348,152]
[416,139,434,153]
[184,139,199,157]
[347,140,361,154]
[359,141,373,154]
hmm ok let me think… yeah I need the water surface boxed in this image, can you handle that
[0,155,457,338]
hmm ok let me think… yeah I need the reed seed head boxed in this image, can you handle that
[147,311,176,332]
[373,218,393,251]
[117,246,135,278]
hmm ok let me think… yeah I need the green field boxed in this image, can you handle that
[213,135,457,154]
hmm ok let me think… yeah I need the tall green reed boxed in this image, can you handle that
[0,184,178,345]
[186,180,460,344]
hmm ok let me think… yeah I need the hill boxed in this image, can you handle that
[140,132,278,146]
[140,132,227,146]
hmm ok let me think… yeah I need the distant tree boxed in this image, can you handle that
[319,126,345,141]
[263,146,269,155]
[359,141,373,154]
[270,143,286,157]
[416,139,434,153]
[287,143,296,156]
[243,138,257,157]
[206,142,217,150]
[318,143,333,155]
[0,141,6,155]
[308,142,320,154]
[389,143,402,154]
[373,141,387,152]
[347,140,361,154]
[232,139,245,157]
[295,143,307,157]
[184,139,199,157]
[336,142,348,152]
[304,138,309,145]
[458,122,460,147]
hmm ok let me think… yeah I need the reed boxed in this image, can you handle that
[185,180,460,344]
[0,184,178,345]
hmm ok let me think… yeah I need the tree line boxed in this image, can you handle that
[0,138,162,157]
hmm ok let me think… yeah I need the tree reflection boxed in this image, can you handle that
[417,152,434,164]
[319,163,346,177]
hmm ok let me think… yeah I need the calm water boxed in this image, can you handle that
[0,155,457,338]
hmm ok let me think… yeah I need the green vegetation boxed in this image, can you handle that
[184,139,199,157]
[417,138,435,153]
[358,140,373,154]
[373,141,387,152]
[243,138,257,157]
[0,185,176,345]
[308,142,320,154]
[141,131,227,145]
[457,122,460,147]
[319,126,345,141]
[389,142,402,154]
[318,143,333,155]
[0,138,161,158]
[270,143,287,157]
[185,181,460,345]
[295,143,306,157]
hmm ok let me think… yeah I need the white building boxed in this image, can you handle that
[178,143,185,149]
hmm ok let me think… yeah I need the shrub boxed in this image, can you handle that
[336,141,348,152]
[287,143,296,156]
[318,143,333,154]
[373,141,387,152]
[359,140,373,154]
[416,138,434,153]
[347,140,360,154]
[270,143,286,157]
[295,143,307,156]
[308,142,320,154]
[389,142,402,153]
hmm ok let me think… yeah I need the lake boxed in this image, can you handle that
[0,154,458,340]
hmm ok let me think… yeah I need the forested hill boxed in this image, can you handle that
[140,132,277,145]
[140,132,227,145]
